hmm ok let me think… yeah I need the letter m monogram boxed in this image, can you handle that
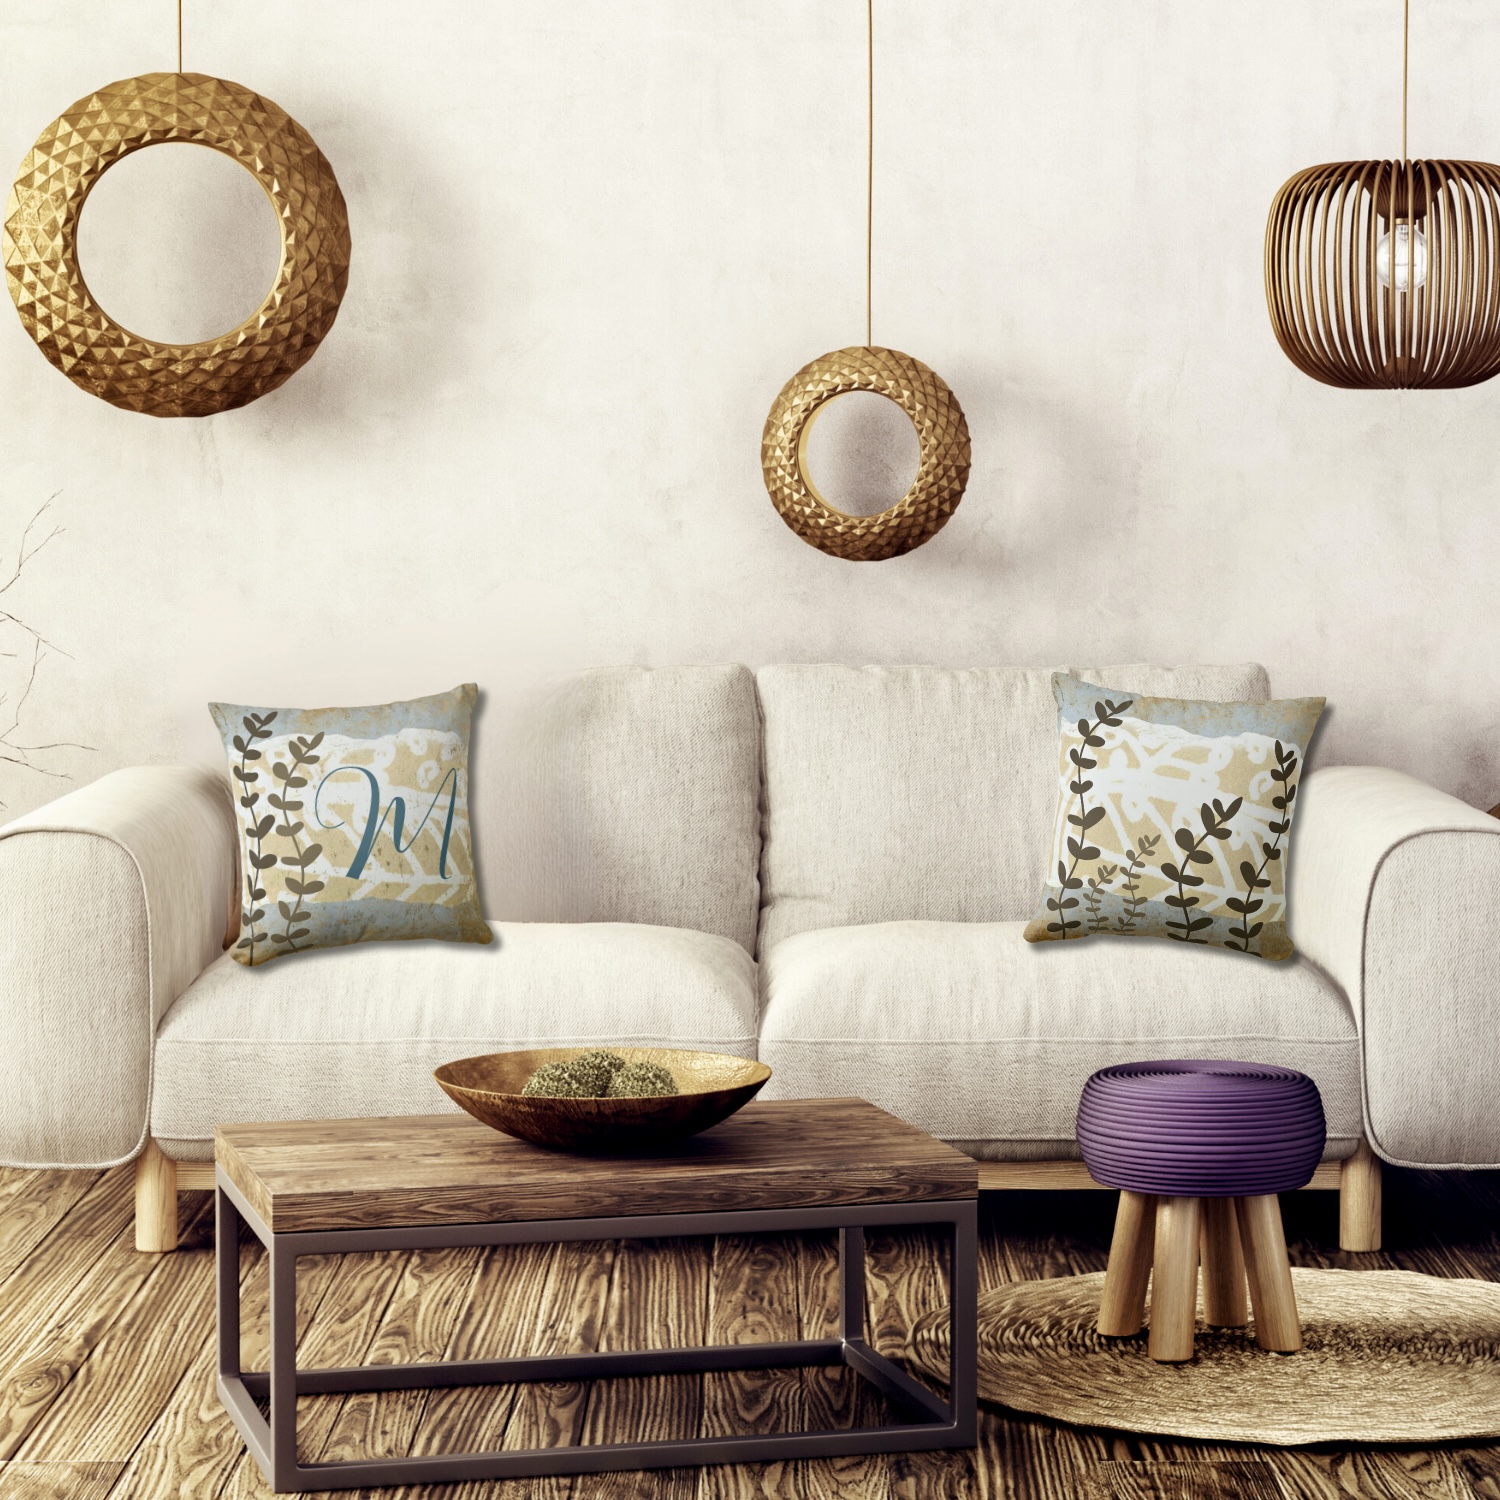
[317,767,461,880]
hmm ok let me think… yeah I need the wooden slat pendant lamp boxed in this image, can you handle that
[1266,0,1500,389]
[760,1,971,561]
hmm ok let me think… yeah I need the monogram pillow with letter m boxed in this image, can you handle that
[210,684,491,966]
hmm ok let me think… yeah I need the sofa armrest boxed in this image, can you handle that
[0,766,236,1167]
[1290,765,1500,1169]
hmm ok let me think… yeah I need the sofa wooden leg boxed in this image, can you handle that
[1338,1138,1382,1252]
[1098,1190,1156,1337]
[135,1138,178,1253]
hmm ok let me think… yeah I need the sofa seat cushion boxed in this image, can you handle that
[757,921,1362,1160]
[151,922,757,1158]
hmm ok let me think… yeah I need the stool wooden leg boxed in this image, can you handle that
[1200,1197,1247,1327]
[1148,1195,1201,1363]
[1098,1190,1156,1336]
[1236,1194,1302,1353]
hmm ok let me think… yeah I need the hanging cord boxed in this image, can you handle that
[177,0,183,72]
[1401,0,1409,160]
[866,0,873,348]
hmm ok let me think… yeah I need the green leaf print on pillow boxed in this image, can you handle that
[1023,674,1324,962]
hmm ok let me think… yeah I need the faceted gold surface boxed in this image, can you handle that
[761,345,971,561]
[3,72,351,417]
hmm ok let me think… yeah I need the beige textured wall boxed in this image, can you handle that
[1,0,1497,839]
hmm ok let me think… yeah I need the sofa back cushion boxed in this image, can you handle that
[755,663,1270,955]
[489,665,763,954]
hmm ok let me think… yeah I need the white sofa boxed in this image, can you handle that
[2,663,1496,1253]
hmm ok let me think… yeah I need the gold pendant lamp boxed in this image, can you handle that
[2,1,350,417]
[761,1,971,561]
[1266,0,1500,389]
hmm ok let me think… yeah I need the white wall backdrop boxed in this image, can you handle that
[1,0,1498,830]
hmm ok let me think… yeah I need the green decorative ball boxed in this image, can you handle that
[607,1061,679,1098]
[521,1051,678,1100]
[521,1060,596,1098]
[570,1049,628,1095]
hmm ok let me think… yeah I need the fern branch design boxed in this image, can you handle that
[232,711,277,958]
[1044,697,1132,938]
[1114,833,1160,932]
[1225,741,1299,955]
[271,732,325,954]
[1084,864,1119,933]
[1160,797,1242,944]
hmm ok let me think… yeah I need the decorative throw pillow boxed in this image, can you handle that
[210,684,491,966]
[1023,674,1324,960]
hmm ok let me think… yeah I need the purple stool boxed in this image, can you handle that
[1077,1060,1326,1363]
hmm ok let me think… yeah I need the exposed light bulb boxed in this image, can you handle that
[1376,223,1428,292]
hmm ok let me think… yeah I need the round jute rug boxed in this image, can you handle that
[908,1270,1500,1444]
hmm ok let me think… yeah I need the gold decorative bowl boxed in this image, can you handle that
[432,1047,772,1154]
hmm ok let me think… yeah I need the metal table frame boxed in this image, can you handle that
[215,1169,977,1493]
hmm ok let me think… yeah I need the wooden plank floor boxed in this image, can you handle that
[0,1164,1495,1498]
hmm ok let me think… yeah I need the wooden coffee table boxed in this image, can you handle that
[214,1097,978,1492]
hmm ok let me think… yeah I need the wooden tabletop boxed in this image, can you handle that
[215,1098,977,1234]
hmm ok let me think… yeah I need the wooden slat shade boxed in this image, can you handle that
[1266,158,1500,388]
